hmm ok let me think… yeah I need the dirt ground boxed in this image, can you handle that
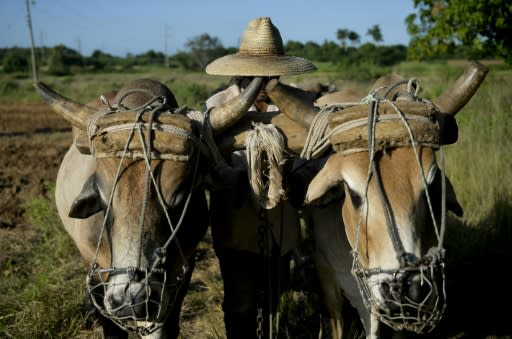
[0,102,71,260]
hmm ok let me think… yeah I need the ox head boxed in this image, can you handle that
[266,62,488,333]
[35,77,263,334]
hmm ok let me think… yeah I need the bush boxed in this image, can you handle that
[3,52,29,73]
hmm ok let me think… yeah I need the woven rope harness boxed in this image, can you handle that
[85,89,221,335]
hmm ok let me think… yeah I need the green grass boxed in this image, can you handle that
[0,183,87,338]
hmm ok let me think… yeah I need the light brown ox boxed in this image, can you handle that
[264,62,488,339]
[35,77,263,338]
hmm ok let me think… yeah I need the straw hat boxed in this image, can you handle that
[206,17,317,76]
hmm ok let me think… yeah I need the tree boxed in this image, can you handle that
[406,0,512,63]
[337,29,360,49]
[347,31,361,46]
[3,50,29,73]
[47,44,83,75]
[135,50,166,65]
[184,33,224,70]
[367,25,383,44]
[336,28,350,49]
[86,49,120,71]
[284,40,305,57]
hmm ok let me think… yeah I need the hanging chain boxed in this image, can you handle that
[256,207,269,339]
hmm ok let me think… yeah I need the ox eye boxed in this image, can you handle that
[347,186,362,209]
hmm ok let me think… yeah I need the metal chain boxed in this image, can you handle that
[256,207,268,339]
[256,307,264,339]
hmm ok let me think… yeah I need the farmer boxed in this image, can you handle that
[204,16,317,338]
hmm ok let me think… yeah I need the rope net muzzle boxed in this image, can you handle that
[87,266,178,335]
[352,248,446,333]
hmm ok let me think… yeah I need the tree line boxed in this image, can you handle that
[1,38,409,77]
[4,0,512,76]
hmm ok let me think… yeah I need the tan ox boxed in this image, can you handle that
[35,77,263,338]
[265,62,488,339]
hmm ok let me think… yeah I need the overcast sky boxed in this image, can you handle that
[1,0,416,57]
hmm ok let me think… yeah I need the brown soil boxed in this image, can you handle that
[0,103,70,226]
[0,103,71,262]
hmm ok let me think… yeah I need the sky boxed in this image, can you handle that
[1,0,416,57]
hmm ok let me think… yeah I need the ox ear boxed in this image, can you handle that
[305,155,344,205]
[445,176,463,217]
[434,112,459,145]
[429,169,464,217]
[287,158,325,208]
[69,174,103,219]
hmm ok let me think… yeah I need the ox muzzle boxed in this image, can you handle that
[86,263,185,335]
[353,248,446,334]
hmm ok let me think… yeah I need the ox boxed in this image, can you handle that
[35,77,263,338]
[264,61,488,338]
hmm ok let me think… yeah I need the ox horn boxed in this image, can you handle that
[265,78,318,128]
[209,77,264,133]
[34,82,96,130]
[433,61,489,116]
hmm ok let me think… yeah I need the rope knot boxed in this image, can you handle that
[153,247,167,265]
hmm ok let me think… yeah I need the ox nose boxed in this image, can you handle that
[104,279,149,318]
[405,273,436,304]
[379,272,436,308]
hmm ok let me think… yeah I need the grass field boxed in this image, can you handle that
[0,60,511,338]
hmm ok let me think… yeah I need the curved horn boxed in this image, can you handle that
[34,82,96,130]
[209,77,264,133]
[434,61,489,116]
[265,79,318,128]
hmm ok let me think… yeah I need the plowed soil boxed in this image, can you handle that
[0,102,71,259]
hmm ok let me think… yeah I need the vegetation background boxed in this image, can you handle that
[1,0,511,337]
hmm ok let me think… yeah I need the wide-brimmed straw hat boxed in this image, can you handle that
[206,17,317,76]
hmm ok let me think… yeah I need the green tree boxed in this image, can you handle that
[184,33,224,70]
[85,49,121,71]
[47,44,83,75]
[337,29,360,49]
[366,25,383,44]
[135,49,166,65]
[406,0,512,63]
[2,49,29,73]
[284,40,305,57]
[348,31,361,46]
[336,28,350,49]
